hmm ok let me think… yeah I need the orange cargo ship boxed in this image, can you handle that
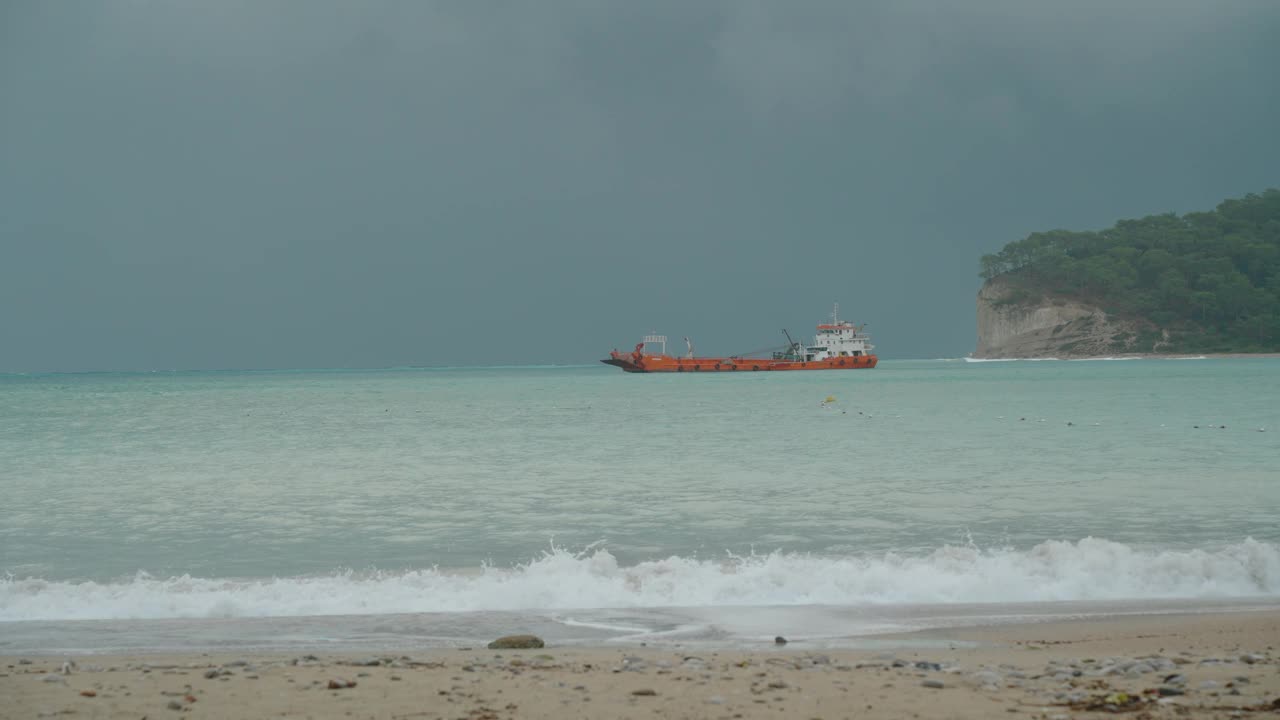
[603,304,877,373]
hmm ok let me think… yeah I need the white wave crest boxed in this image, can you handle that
[2,538,1277,622]
[962,357,1061,362]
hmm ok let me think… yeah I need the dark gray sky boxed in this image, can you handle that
[3,1,1278,371]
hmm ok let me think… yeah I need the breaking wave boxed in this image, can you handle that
[962,357,1061,362]
[2,538,1277,622]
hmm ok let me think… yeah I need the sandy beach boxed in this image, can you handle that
[5,611,1278,719]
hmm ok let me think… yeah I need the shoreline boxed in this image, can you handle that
[966,352,1280,361]
[5,610,1277,719]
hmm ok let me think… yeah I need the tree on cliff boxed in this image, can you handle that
[979,189,1280,352]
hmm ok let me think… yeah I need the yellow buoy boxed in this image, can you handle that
[824,395,836,404]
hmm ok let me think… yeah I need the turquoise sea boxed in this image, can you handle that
[2,359,1278,654]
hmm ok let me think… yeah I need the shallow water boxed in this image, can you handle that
[2,359,1278,652]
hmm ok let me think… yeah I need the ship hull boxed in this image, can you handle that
[600,354,877,373]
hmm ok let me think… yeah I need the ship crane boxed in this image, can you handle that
[684,337,695,359]
[782,329,802,357]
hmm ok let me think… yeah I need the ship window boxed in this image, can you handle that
[853,351,862,356]
[840,351,848,356]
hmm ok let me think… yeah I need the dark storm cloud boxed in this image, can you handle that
[2,1,1278,370]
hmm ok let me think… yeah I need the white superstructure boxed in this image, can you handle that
[800,303,874,362]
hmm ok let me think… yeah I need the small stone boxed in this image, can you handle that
[203,669,222,679]
[18,659,32,665]
[487,635,545,650]
[328,678,357,689]
[79,690,97,697]
[631,688,658,696]
[922,679,945,689]
[1240,653,1265,664]
[40,674,66,684]
[1198,680,1219,690]
[707,695,725,704]
[767,680,788,689]
[970,670,1003,688]
[1125,663,1154,677]
[775,636,787,645]
[1158,687,1184,696]
[167,700,183,710]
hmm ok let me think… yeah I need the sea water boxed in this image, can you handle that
[2,359,1278,653]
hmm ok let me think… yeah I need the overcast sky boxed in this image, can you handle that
[3,1,1278,371]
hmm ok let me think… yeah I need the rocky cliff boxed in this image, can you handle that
[974,279,1155,358]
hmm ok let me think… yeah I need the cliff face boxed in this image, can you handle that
[974,279,1149,358]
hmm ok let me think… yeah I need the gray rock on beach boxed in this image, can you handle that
[969,670,1003,689]
[487,634,545,649]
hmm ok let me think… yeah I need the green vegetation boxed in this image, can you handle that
[980,189,1280,353]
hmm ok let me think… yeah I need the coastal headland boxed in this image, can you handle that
[5,611,1278,719]
[974,189,1280,359]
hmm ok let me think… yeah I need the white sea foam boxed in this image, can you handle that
[3,538,1277,622]
[962,357,1061,362]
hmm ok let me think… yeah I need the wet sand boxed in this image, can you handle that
[4,610,1278,719]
